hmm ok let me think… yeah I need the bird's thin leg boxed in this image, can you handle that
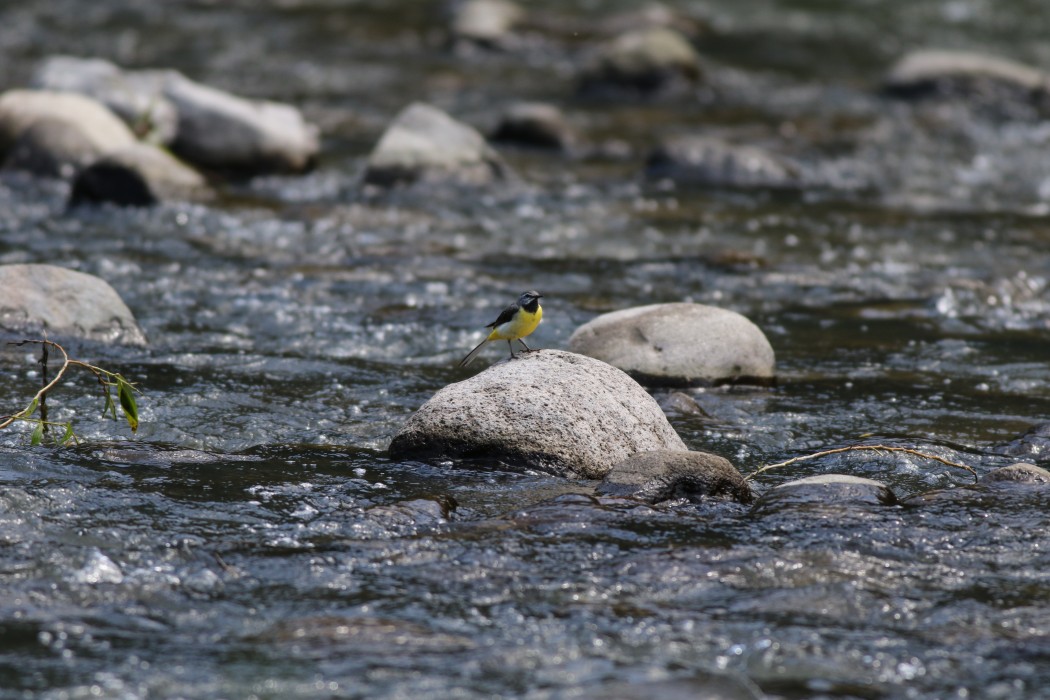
[508,340,516,359]
[518,339,533,353]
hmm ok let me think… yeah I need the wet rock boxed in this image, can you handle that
[0,90,136,167]
[33,56,320,173]
[752,474,898,513]
[646,135,804,189]
[0,263,148,346]
[596,449,752,504]
[883,49,1050,110]
[70,142,210,206]
[32,55,180,144]
[448,0,523,48]
[490,102,576,152]
[164,72,318,174]
[980,462,1050,486]
[388,349,686,479]
[579,27,702,96]
[658,391,707,417]
[567,303,775,386]
[3,117,100,177]
[364,102,513,187]
[993,423,1050,464]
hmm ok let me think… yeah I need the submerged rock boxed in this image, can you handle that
[596,449,752,504]
[883,49,1050,111]
[70,142,210,206]
[980,462,1050,486]
[568,303,775,386]
[579,27,702,96]
[752,474,898,513]
[32,56,319,174]
[364,102,513,187]
[0,263,147,346]
[0,90,136,173]
[490,102,576,152]
[646,135,804,189]
[388,349,686,479]
[993,423,1050,464]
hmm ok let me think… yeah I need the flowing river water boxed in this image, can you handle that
[0,1,1049,698]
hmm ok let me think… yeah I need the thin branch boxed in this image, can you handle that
[745,444,978,483]
[0,340,72,430]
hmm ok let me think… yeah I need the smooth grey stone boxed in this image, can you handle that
[579,27,702,95]
[884,49,1050,107]
[597,449,752,504]
[389,349,687,479]
[3,117,100,178]
[448,0,523,47]
[980,462,1050,486]
[753,474,898,512]
[364,102,513,187]
[70,142,210,206]
[0,263,147,347]
[490,102,576,152]
[0,90,136,163]
[568,303,776,386]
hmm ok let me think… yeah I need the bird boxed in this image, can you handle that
[459,290,543,367]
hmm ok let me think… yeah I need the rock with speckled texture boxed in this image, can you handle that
[568,303,775,386]
[0,264,147,346]
[388,349,686,479]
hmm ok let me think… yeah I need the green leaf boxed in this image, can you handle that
[25,397,38,418]
[118,378,138,433]
[60,422,75,446]
[30,421,44,446]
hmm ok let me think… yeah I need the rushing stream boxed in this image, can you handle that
[1,1,1049,698]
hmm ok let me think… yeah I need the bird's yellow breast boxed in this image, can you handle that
[488,304,542,341]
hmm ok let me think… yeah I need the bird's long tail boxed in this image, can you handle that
[459,338,490,367]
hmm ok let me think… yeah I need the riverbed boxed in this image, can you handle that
[0,1,1049,698]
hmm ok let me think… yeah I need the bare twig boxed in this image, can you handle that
[746,444,978,483]
[0,340,72,430]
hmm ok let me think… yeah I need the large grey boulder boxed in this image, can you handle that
[646,135,804,189]
[0,264,147,346]
[579,27,702,96]
[70,142,210,206]
[364,102,513,187]
[0,90,137,173]
[884,49,1050,107]
[388,349,687,479]
[568,303,775,386]
[32,56,180,144]
[596,449,752,504]
[32,56,319,174]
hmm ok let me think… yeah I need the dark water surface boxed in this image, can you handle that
[1,1,1049,698]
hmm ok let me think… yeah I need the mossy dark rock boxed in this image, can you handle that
[596,450,752,504]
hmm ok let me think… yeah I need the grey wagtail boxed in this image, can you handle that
[459,290,543,367]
